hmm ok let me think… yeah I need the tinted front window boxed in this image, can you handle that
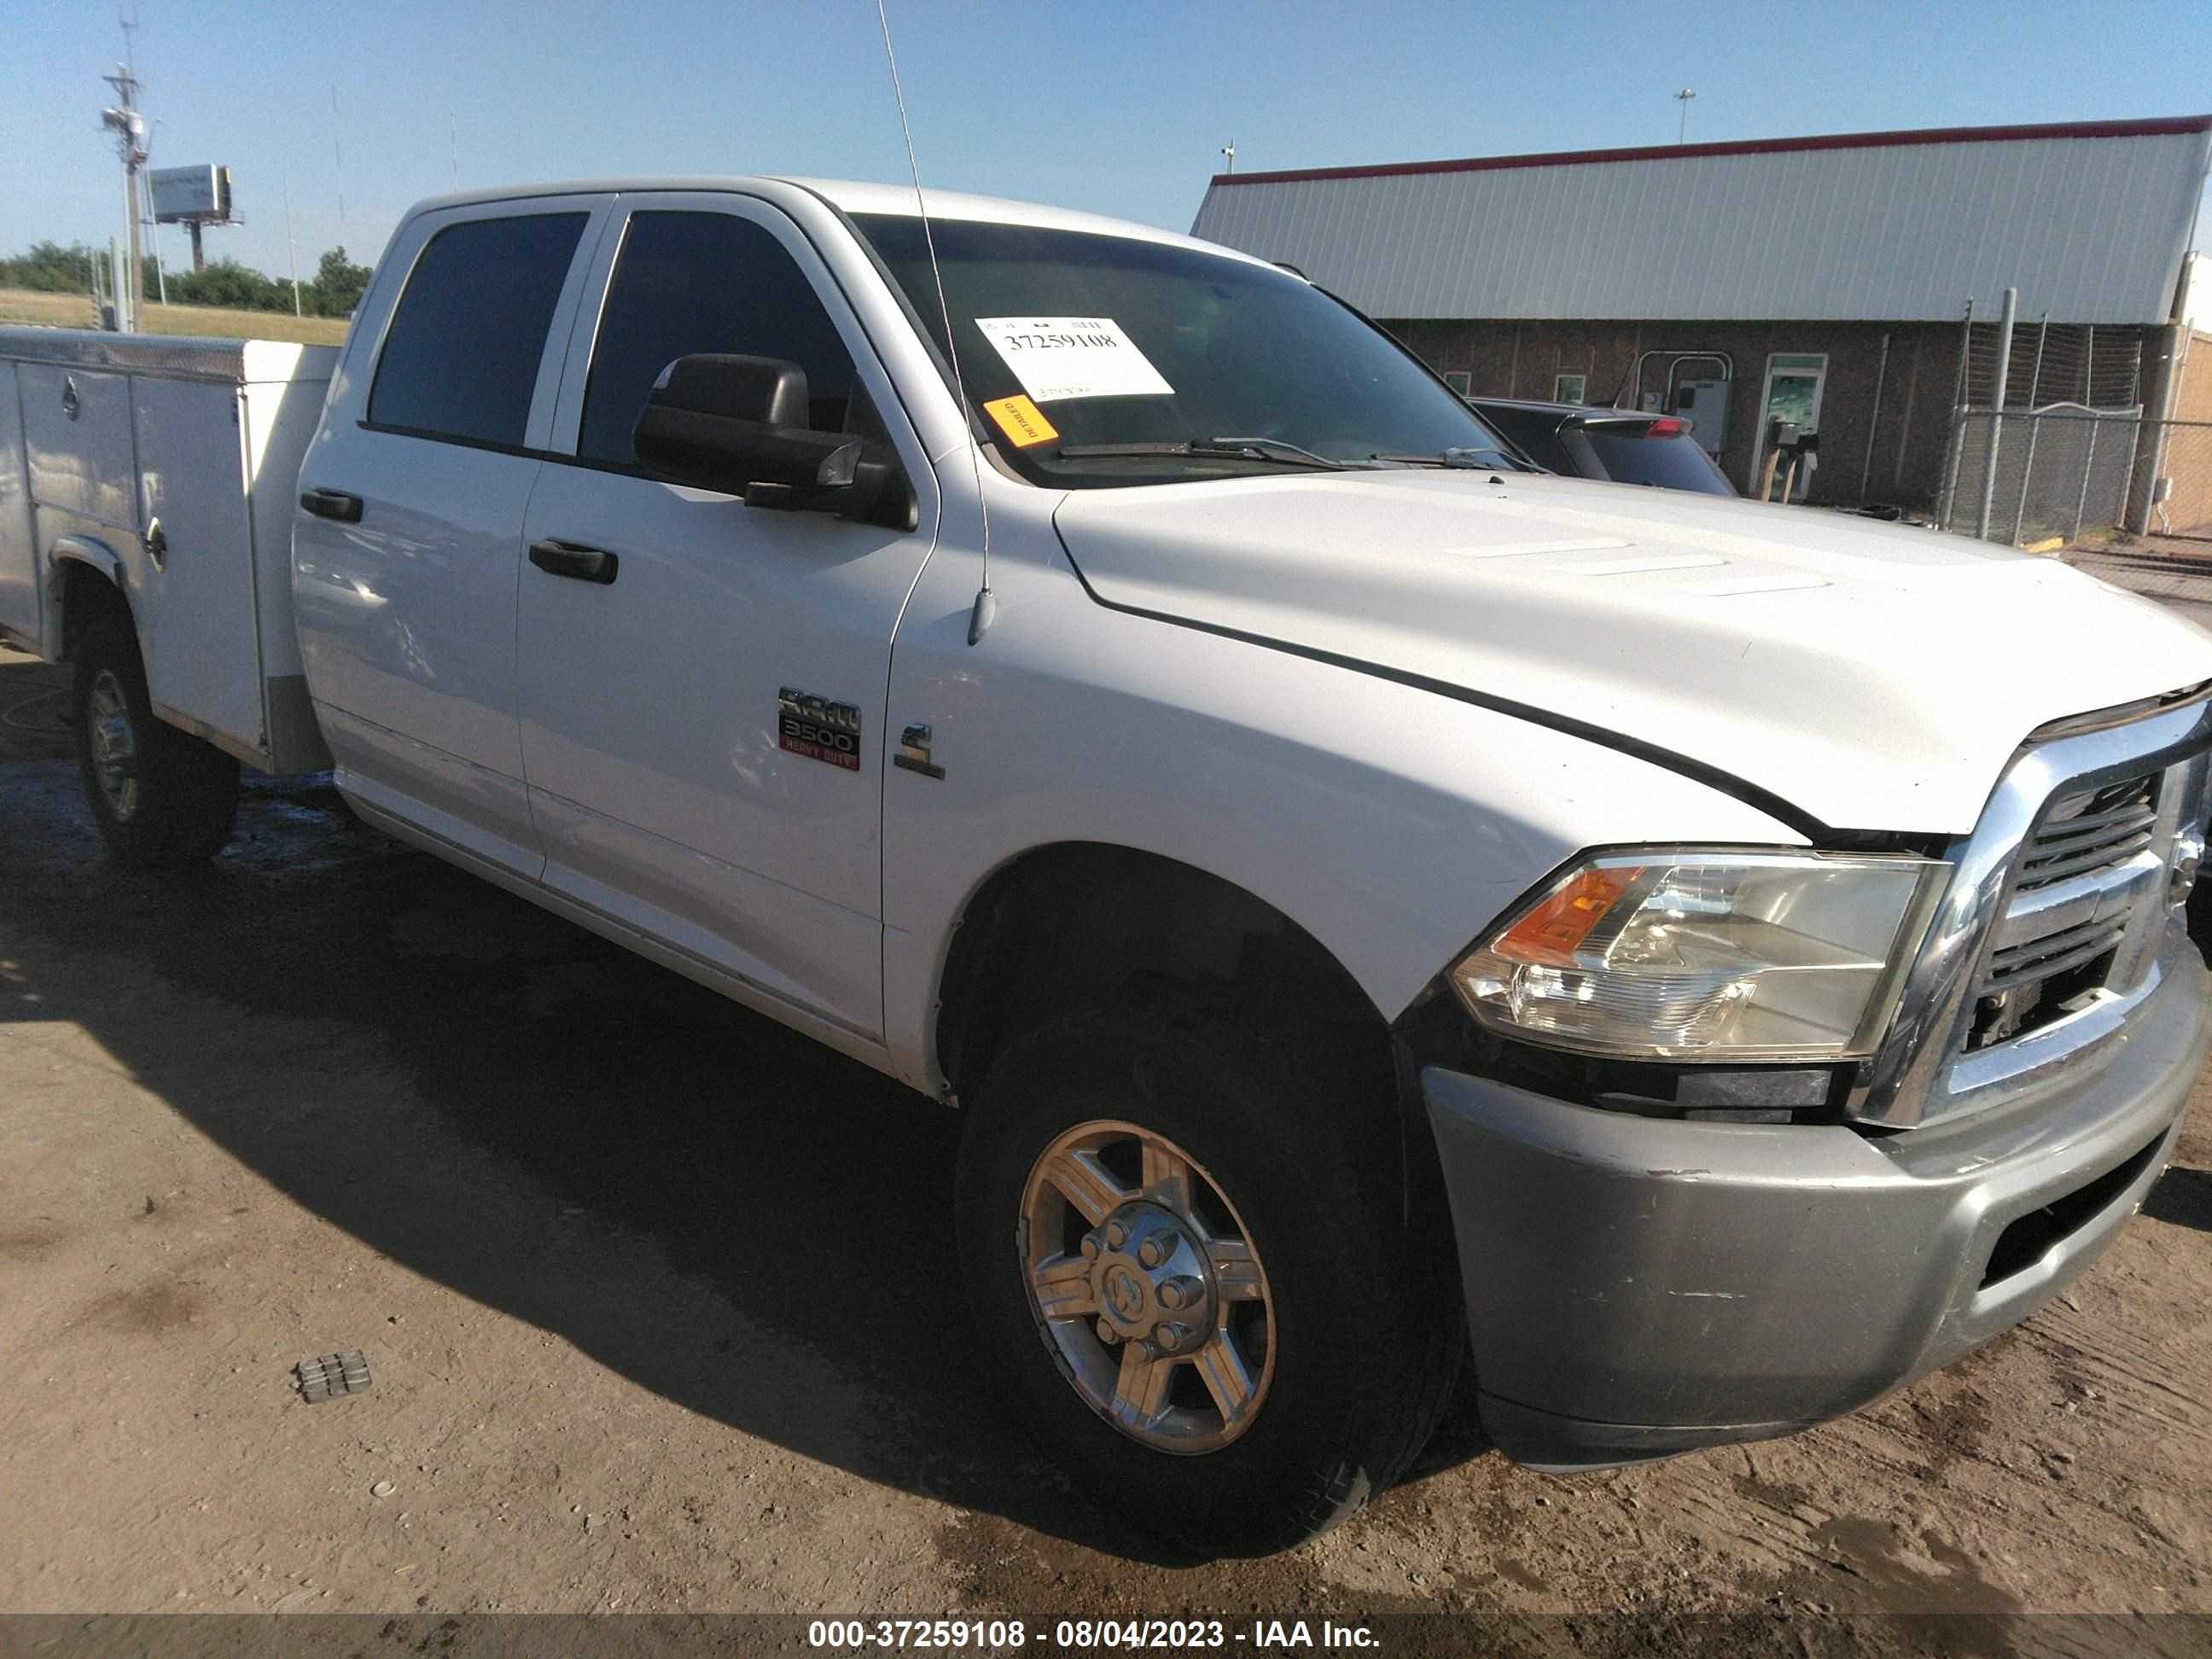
[579,212,859,465]
[369,212,587,446]
[855,215,1507,486]
[1577,428,1736,495]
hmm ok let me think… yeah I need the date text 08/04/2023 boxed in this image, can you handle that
[806,1618,1382,1650]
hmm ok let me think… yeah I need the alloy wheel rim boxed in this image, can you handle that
[86,670,140,822]
[1018,1120,1276,1453]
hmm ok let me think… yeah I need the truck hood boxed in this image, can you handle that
[1051,470,2212,835]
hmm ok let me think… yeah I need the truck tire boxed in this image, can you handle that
[73,617,240,867]
[955,1000,1463,1556]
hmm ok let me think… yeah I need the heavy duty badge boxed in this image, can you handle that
[777,687,863,771]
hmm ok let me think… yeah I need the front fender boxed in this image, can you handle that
[878,488,1806,1094]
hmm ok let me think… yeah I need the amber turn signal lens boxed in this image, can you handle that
[1489,866,1641,967]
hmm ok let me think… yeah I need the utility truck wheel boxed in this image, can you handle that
[73,619,240,868]
[956,1001,1462,1557]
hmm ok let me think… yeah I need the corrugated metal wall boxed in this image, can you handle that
[1190,129,2211,325]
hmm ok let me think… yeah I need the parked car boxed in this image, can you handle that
[1467,395,1738,495]
[5,176,2210,1557]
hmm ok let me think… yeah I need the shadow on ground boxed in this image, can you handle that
[1,654,1485,1569]
[2144,1166,2212,1231]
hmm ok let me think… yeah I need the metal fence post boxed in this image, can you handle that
[2010,315,2050,544]
[1938,299,1976,528]
[2072,416,2102,544]
[2011,418,2038,545]
[1860,331,1891,502]
[1976,287,2017,541]
[2121,414,2145,538]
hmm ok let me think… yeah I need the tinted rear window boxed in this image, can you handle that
[1578,428,1735,495]
[369,212,588,447]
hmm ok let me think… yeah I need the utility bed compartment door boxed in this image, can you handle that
[18,363,138,530]
[133,377,265,753]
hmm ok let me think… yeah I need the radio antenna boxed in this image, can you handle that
[875,0,995,645]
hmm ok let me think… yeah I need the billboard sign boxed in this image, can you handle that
[150,165,231,223]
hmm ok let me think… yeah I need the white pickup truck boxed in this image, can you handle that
[5,177,2210,1556]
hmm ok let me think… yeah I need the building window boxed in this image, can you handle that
[1442,370,1472,395]
[1553,373,1586,405]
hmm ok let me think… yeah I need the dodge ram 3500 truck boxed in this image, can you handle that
[4,178,2210,1556]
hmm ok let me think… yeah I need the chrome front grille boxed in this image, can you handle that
[1963,771,2165,1052]
[2013,775,2159,891]
[1848,690,2212,1130]
[1981,914,2128,989]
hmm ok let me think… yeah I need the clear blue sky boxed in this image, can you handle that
[5,0,2209,282]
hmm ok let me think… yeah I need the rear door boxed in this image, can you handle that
[293,196,608,876]
[514,194,939,1039]
[0,363,37,647]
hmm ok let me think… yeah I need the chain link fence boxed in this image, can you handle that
[1933,306,2212,548]
[1939,411,2212,546]
[1958,317,2143,411]
[1939,406,2133,544]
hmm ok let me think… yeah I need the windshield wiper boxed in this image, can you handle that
[1055,437,1352,471]
[1370,445,1532,472]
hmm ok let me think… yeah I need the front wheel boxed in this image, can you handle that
[73,617,240,867]
[955,1002,1462,1556]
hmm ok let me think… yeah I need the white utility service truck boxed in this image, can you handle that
[4,177,2211,1555]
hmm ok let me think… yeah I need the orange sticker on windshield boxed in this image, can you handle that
[984,393,1059,448]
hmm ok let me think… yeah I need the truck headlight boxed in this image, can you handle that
[1449,850,1947,1062]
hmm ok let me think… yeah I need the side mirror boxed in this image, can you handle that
[632,354,914,527]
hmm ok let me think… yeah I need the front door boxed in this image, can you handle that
[515,195,938,1039]
[1755,352,1826,502]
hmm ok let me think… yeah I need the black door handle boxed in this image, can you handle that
[529,538,619,585]
[300,487,364,523]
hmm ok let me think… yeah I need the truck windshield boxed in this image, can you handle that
[853,213,1510,487]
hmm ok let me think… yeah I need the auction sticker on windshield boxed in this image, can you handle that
[975,317,1173,403]
[981,393,1058,448]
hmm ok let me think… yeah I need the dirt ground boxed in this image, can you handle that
[3,637,2211,1649]
[2064,538,2212,633]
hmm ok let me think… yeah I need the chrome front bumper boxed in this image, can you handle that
[1420,925,2206,1471]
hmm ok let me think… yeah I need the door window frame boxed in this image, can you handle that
[347,192,615,457]
[542,190,933,501]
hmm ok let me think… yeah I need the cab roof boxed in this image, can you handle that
[399,176,1271,269]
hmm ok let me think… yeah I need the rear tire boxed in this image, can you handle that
[73,616,240,868]
[955,999,1463,1557]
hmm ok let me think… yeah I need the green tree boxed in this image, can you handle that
[0,241,106,293]
[167,258,290,313]
[306,246,371,318]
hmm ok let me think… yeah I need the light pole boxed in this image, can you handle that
[329,84,346,231]
[144,115,168,306]
[283,174,302,317]
[1220,141,1236,175]
[1674,88,1696,145]
[99,62,148,331]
